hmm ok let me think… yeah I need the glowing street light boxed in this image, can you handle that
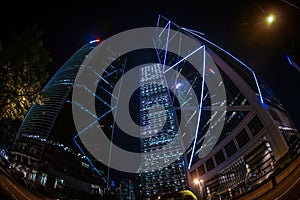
[194,179,202,199]
[194,179,206,199]
[194,179,200,185]
[266,14,275,25]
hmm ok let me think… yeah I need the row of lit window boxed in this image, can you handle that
[194,115,264,177]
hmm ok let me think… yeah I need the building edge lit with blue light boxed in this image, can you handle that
[153,16,300,200]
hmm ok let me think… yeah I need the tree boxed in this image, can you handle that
[0,25,52,121]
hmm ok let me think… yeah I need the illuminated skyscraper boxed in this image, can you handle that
[10,40,107,194]
[139,64,187,199]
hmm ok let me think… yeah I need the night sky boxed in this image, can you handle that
[1,0,299,128]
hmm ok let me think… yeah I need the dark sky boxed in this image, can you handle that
[1,0,300,127]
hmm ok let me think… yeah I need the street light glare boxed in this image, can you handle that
[193,179,200,184]
[266,14,275,25]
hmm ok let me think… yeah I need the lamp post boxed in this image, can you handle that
[194,179,201,198]
[194,179,206,200]
[228,188,232,199]
[206,187,211,200]
[200,180,207,200]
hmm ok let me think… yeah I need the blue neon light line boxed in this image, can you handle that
[69,100,98,118]
[74,84,112,108]
[107,60,126,188]
[155,19,171,58]
[185,77,197,98]
[156,21,172,56]
[73,137,105,180]
[163,21,171,70]
[159,31,181,56]
[98,85,118,99]
[74,106,116,137]
[72,107,116,181]
[156,15,161,28]
[286,55,293,66]
[87,66,114,88]
[188,46,206,169]
[158,20,171,38]
[172,34,183,104]
[156,15,181,56]
[103,69,118,78]
[178,31,182,60]
[164,45,204,74]
[152,31,160,59]
[252,75,264,103]
[152,37,163,64]
[182,28,264,104]
[181,27,205,35]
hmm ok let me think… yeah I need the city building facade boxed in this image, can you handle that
[145,15,300,199]
[138,64,188,199]
[152,17,300,200]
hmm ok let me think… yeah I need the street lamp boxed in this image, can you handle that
[200,180,207,200]
[194,179,206,200]
[194,179,200,185]
[228,188,233,199]
[193,179,201,199]
[266,13,275,25]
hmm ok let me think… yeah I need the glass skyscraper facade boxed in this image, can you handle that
[139,64,187,198]
[9,41,107,194]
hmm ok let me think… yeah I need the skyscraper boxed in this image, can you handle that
[139,64,187,199]
[9,40,107,194]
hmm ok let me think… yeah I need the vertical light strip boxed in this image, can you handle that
[72,106,116,180]
[156,15,161,29]
[158,20,171,39]
[107,60,126,188]
[182,28,264,104]
[152,31,162,64]
[188,46,206,169]
[163,21,171,71]
[172,33,183,104]
[73,136,104,179]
